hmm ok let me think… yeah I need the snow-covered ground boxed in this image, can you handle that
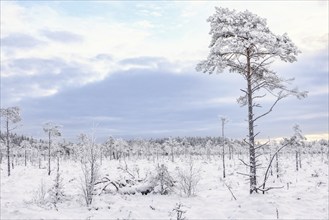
[1,153,328,219]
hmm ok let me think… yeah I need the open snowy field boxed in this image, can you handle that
[1,152,328,220]
[1,1,328,220]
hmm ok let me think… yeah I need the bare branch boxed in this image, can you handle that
[239,159,251,167]
[253,94,266,100]
[240,89,248,94]
[253,94,285,122]
[8,125,20,132]
[224,182,237,200]
[252,132,260,139]
[243,138,250,146]
[237,172,252,177]
[258,142,289,192]
[255,154,263,159]
[257,186,284,192]
[251,55,276,72]
[255,140,270,150]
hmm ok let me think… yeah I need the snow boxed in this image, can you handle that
[1,153,328,219]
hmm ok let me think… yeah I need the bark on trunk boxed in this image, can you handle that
[24,147,27,167]
[247,49,257,194]
[269,152,273,176]
[48,131,51,176]
[222,122,226,179]
[6,119,10,176]
[276,147,279,178]
[295,150,298,171]
[38,145,41,169]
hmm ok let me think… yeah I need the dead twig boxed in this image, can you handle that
[224,182,237,200]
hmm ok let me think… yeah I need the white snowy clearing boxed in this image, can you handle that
[1,151,328,219]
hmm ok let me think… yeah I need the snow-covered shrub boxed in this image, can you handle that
[48,157,65,209]
[115,163,174,195]
[32,180,47,204]
[118,160,141,181]
[311,170,319,178]
[78,133,100,207]
[177,159,201,197]
[31,179,52,209]
[170,203,186,220]
[152,164,175,195]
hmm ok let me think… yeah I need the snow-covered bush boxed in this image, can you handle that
[171,203,187,220]
[78,133,100,207]
[32,180,47,204]
[31,179,52,209]
[152,164,175,195]
[48,157,65,209]
[177,159,201,197]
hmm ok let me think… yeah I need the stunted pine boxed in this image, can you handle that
[0,107,21,176]
[197,7,307,194]
[291,124,306,171]
[43,122,61,176]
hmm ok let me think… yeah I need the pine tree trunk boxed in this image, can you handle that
[57,155,59,172]
[6,119,10,176]
[247,49,257,194]
[276,147,279,178]
[38,145,41,169]
[229,145,232,160]
[12,158,14,169]
[24,147,27,166]
[222,122,226,179]
[269,152,273,176]
[298,150,302,168]
[295,150,298,171]
[48,131,51,176]
[12,152,14,169]
[222,145,226,178]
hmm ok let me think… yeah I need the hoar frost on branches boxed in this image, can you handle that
[77,133,100,206]
[291,124,306,171]
[43,122,61,176]
[0,107,21,176]
[196,7,307,194]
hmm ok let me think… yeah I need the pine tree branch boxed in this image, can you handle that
[224,182,237,200]
[255,140,270,150]
[239,158,251,167]
[252,94,284,123]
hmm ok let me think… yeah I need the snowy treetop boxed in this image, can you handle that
[198,7,301,75]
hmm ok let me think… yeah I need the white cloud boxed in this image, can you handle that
[135,20,155,29]
[266,112,328,123]
[191,97,238,106]
[1,1,327,105]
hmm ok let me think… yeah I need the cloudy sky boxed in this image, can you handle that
[1,1,328,141]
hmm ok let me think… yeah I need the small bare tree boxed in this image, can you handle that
[220,117,228,178]
[177,158,201,197]
[0,106,21,176]
[20,140,31,167]
[172,203,186,220]
[78,133,99,207]
[43,122,61,176]
[48,154,65,210]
